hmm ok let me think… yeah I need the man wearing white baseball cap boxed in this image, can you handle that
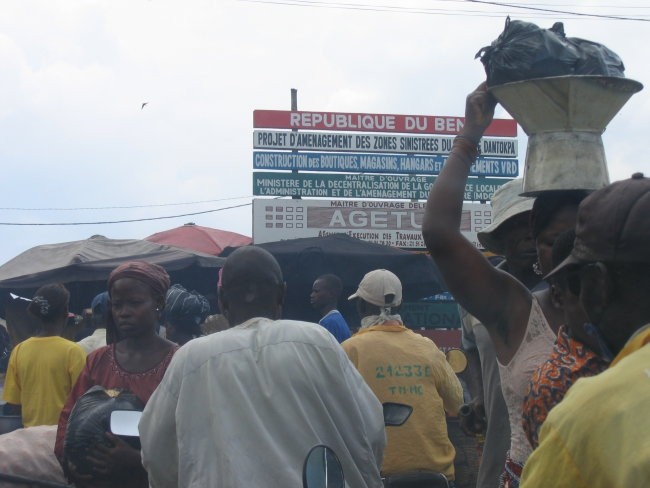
[343,269,463,485]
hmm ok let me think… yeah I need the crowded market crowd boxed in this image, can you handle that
[0,81,648,488]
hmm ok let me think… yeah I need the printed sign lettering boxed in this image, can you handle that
[253,130,518,158]
[253,110,517,137]
[252,198,492,249]
[253,172,507,201]
[253,151,519,177]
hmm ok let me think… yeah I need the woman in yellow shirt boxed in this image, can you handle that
[2,284,86,426]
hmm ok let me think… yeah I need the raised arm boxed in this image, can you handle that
[422,83,531,364]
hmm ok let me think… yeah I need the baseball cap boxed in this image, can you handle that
[348,269,402,308]
[546,173,650,278]
[477,178,535,254]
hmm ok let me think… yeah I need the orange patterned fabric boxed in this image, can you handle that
[522,326,608,449]
[498,453,523,488]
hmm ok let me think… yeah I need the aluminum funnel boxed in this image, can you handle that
[489,76,643,196]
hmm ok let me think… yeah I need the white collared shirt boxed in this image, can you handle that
[140,317,385,488]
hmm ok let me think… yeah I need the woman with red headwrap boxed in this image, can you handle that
[54,261,179,487]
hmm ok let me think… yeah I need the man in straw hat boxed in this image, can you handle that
[520,173,650,487]
[343,269,463,484]
[460,178,541,488]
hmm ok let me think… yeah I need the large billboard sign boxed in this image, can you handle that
[253,151,519,177]
[253,172,508,201]
[252,198,492,249]
[253,130,518,158]
[253,110,517,137]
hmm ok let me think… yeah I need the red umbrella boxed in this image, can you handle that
[145,223,251,256]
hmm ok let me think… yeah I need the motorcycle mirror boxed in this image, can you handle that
[302,445,345,488]
[109,410,142,437]
[445,348,468,374]
[383,402,413,427]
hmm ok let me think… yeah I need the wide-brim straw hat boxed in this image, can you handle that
[477,178,534,255]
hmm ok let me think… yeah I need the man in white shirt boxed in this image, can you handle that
[139,246,386,488]
[76,291,108,354]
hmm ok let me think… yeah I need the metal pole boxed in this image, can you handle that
[291,88,300,199]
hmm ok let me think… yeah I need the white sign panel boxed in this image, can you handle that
[253,130,518,158]
[253,198,492,249]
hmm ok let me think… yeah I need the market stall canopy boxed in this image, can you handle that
[0,235,225,289]
[145,223,252,256]
[221,233,446,327]
[0,235,226,320]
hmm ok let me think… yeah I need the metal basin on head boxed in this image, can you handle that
[489,76,643,196]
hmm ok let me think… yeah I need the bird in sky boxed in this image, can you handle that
[141,102,148,110]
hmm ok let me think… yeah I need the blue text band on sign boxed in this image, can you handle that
[253,151,519,177]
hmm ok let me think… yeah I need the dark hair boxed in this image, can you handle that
[316,274,343,298]
[551,229,576,269]
[549,229,577,290]
[220,246,284,315]
[530,191,588,240]
[28,284,70,323]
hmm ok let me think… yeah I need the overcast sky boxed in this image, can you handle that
[1,0,649,265]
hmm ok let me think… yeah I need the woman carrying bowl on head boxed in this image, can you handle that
[422,83,588,488]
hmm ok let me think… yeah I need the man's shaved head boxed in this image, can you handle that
[219,246,285,325]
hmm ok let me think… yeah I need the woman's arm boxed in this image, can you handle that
[422,83,531,363]
[54,361,96,463]
[2,348,24,420]
[85,433,148,487]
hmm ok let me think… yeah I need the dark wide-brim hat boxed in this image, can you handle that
[546,173,650,279]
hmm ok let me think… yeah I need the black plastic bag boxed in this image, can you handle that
[63,385,143,479]
[476,17,625,86]
[568,37,625,77]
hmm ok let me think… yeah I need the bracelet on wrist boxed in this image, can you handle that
[452,135,480,164]
[455,135,480,147]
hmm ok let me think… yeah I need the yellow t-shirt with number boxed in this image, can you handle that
[2,336,86,427]
[342,321,463,478]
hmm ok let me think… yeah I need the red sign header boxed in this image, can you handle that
[254,109,517,137]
